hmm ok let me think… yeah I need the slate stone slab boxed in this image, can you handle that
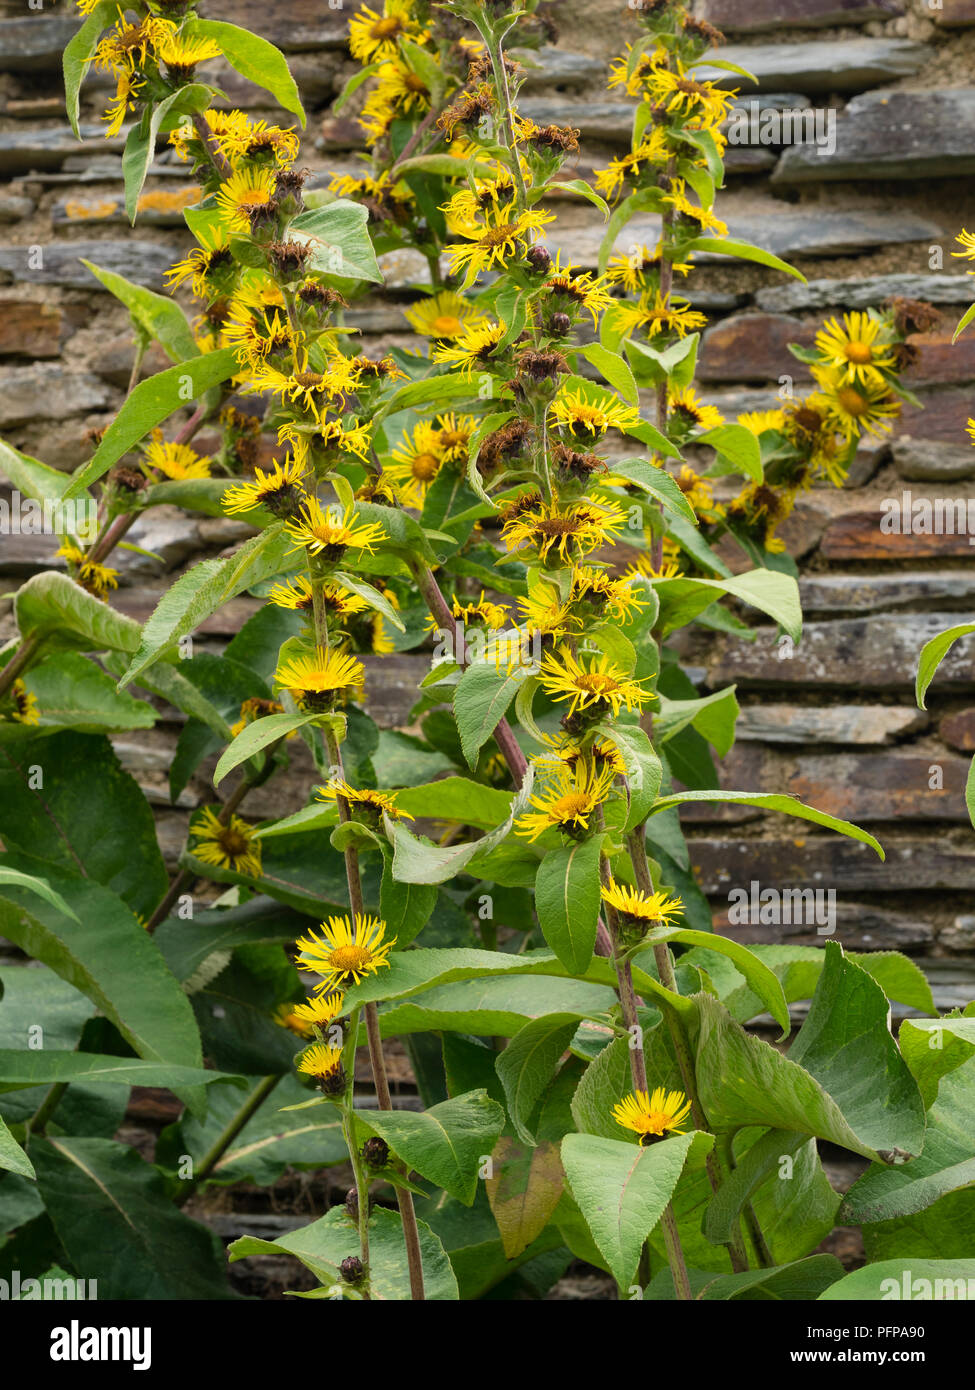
[799,572,975,616]
[773,90,975,184]
[204,0,363,50]
[689,833,975,894]
[735,703,926,745]
[0,300,63,358]
[940,710,975,752]
[708,612,975,690]
[755,273,974,314]
[0,364,111,428]
[0,125,127,177]
[699,313,816,383]
[696,39,930,93]
[0,16,83,73]
[892,438,975,482]
[935,0,975,23]
[821,508,975,561]
[781,749,974,822]
[700,0,902,32]
[714,899,928,954]
[0,240,174,291]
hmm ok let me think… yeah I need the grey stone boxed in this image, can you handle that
[514,47,606,89]
[0,193,34,223]
[0,241,174,291]
[518,99,634,144]
[941,915,975,951]
[735,703,926,745]
[892,438,975,482]
[0,364,111,428]
[798,573,975,616]
[120,513,205,576]
[0,125,127,177]
[708,612,975,690]
[0,16,83,73]
[696,39,931,93]
[774,89,975,184]
[701,0,903,32]
[690,833,975,893]
[755,273,975,314]
[52,191,193,228]
[715,898,928,953]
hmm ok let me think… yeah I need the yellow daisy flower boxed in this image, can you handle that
[386,420,446,508]
[612,1087,693,1145]
[156,28,222,75]
[7,679,39,726]
[191,807,262,878]
[668,387,724,434]
[229,696,290,740]
[502,497,627,565]
[296,1042,346,1092]
[813,369,901,442]
[285,498,386,561]
[445,208,555,287]
[278,419,373,467]
[601,876,683,928]
[643,57,735,126]
[549,387,640,444]
[516,760,618,842]
[431,319,508,375]
[814,311,897,389]
[143,430,212,481]
[609,290,706,341]
[222,457,308,518]
[215,166,278,232]
[165,226,235,299]
[349,0,429,64]
[538,646,651,720]
[569,566,647,622]
[316,780,414,823]
[274,646,365,711]
[296,913,395,992]
[291,992,346,1031]
[738,409,786,436]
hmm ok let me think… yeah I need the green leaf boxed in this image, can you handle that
[119,524,297,688]
[696,423,763,481]
[63,348,239,500]
[0,734,166,920]
[333,570,405,631]
[703,1128,808,1245]
[183,19,306,125]
[32,1137,235,1298]
[393,777,514,829]
[693,948,925,1161]
[81,260,197,364]
[289,201,382,283]
[496,1015,581,1144]
[379,858,438,952]
[687,1255,845,1302]
[212,710,321,788]
[486,1136,566,1260]
[123,86,211,225]
[0,868,206,1116]
[916,623,975,709]
[651,569,802,642]
[453,661,524,768]
[655,687,739,757]
[637,929,791,1037]
[899,1015,975,1108]
[0,867,79,923]
[595,723,662,831]
[651,791,883,860]
[142,477,232,516]
[378,974,617,1039]
[577,343,639,405]
[561,1130,705,1289]
[0,1115,34,1180]
[682,235,805,283]
[818,1258,975,1301]
[0,1050,240,1095]
[0,440,92,530]
[356,1090,504,1205]
[840,1055,975,1226]
[229,1205,459,1299]
[14,572,141,657]
[953,301,975,343]
[64,1,117,140]
[534,836,603,976]
[384,770,533,885]
[7,652,155,740]
[606,456,697,524]
[549,179,610,219]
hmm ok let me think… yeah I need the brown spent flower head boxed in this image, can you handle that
[478,418,533,475]
[886,296,941,338]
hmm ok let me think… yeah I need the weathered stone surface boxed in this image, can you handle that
[936,0,975,23]
[892,437,975,482]
[53,187,200,228]
[701,0,902,32]
[0,193,34,223]
[774,90,975,185]
[0,241,173,291]
[940,709,975,752]
[698,40,930,93]
[782,750,973,822]
[755,273,973,314]
[0,300,62,358]
[799,572,975,616]
[0,16,83,73]
[92,340,170,390]
[736,703,926,745]
[708,613,975,690]
[714,900,928,954]
[903,330,975,387]
[699,313,816,383]
[560,209,941,273]
[941,916,975,952]
[0,531,62,576]
[519,99,635,144]
[895,388,975,445]
[515,47,605,88]
[0,364,111,428]
[205,0,362,50]
[0,125,127,176]
[689,833,975,893]
[820,506,975,561]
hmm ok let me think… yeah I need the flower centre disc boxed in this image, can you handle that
[330,944,372,972]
